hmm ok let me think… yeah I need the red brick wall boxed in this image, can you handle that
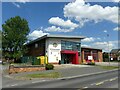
[98,51,103,62]
[81,50,84,62]
[81,48,103,62]
[9,67,45,74]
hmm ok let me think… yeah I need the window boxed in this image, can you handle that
[35,43,38,48]
[92,50,97,53]
[84,50,91,60]
[61,40,81,55]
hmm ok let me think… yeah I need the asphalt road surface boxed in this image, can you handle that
[3,69,119,89]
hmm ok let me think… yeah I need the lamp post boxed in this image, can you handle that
[107,34,110,66]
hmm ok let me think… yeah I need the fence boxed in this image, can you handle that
[21,56,48,65]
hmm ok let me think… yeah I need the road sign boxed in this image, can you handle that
[88,56,93,60]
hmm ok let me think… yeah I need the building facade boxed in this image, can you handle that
[26,35,85,64]
[26,35,103,64]
[81,47,103,62]
[110,49,120,61]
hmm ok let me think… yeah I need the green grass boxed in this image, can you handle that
[98,66,118,70]
[10,63,31,66]
[25,72,61,78]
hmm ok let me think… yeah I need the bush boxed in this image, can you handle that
[87,62,95,65]
[45,64,54,70]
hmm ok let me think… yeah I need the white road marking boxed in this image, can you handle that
[91,77,118,86]
[96,82,104,86]
[109,77,118,81]
[91,83,95,86]
[11,84,18,86]
[103,79,109,82]
[83,86,88,89]
[91,79,111,86]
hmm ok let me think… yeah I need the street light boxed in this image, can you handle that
[107,34,110,66]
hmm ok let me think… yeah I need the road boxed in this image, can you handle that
[3,69,119,89]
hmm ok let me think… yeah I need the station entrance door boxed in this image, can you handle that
[61,50,79,64]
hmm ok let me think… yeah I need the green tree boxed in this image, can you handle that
[0,30,2,57]
[103,52,109,62]
[2,16,30,62]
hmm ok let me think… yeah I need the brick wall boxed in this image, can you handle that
[9,66,45,74]
[81,48,103,62]
[98,51,103,62]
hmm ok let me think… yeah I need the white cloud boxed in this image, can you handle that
[16,0,30,3]
[93,42,113,51]
[81,44,90,47]
[82,37,119,51]
[113,27,120,31]
[112,0,120,2]
[45,26,73,32]
[49,17,78,30]
[64,0,118,27]
[103,30,108,33]
[28,30,49,40]
[12,2,20,8]
[82,37,95,42]
[12,0,29,8]
[91,40,119,52]
[97,37,101,40]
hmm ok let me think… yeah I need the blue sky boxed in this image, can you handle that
[2,0,119,52]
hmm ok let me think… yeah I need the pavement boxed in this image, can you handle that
[1,64,119,88]
[95,62,119,66]
[3,64,111,78]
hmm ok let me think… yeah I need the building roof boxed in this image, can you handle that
[26,34,85,45]
[81,46,102,51]
[110,49,120,54]
[46,34,85,39]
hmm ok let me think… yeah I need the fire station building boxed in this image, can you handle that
[81,47,103,62]
[26,34,103,64]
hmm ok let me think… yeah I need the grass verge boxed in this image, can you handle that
[98,65,118,70]
[18,72,61,79]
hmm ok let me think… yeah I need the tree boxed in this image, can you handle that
[2,16,30,62]
[0,30,2,57]
[103,52,109,62]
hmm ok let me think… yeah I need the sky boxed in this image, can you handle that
[1,0,120,52]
